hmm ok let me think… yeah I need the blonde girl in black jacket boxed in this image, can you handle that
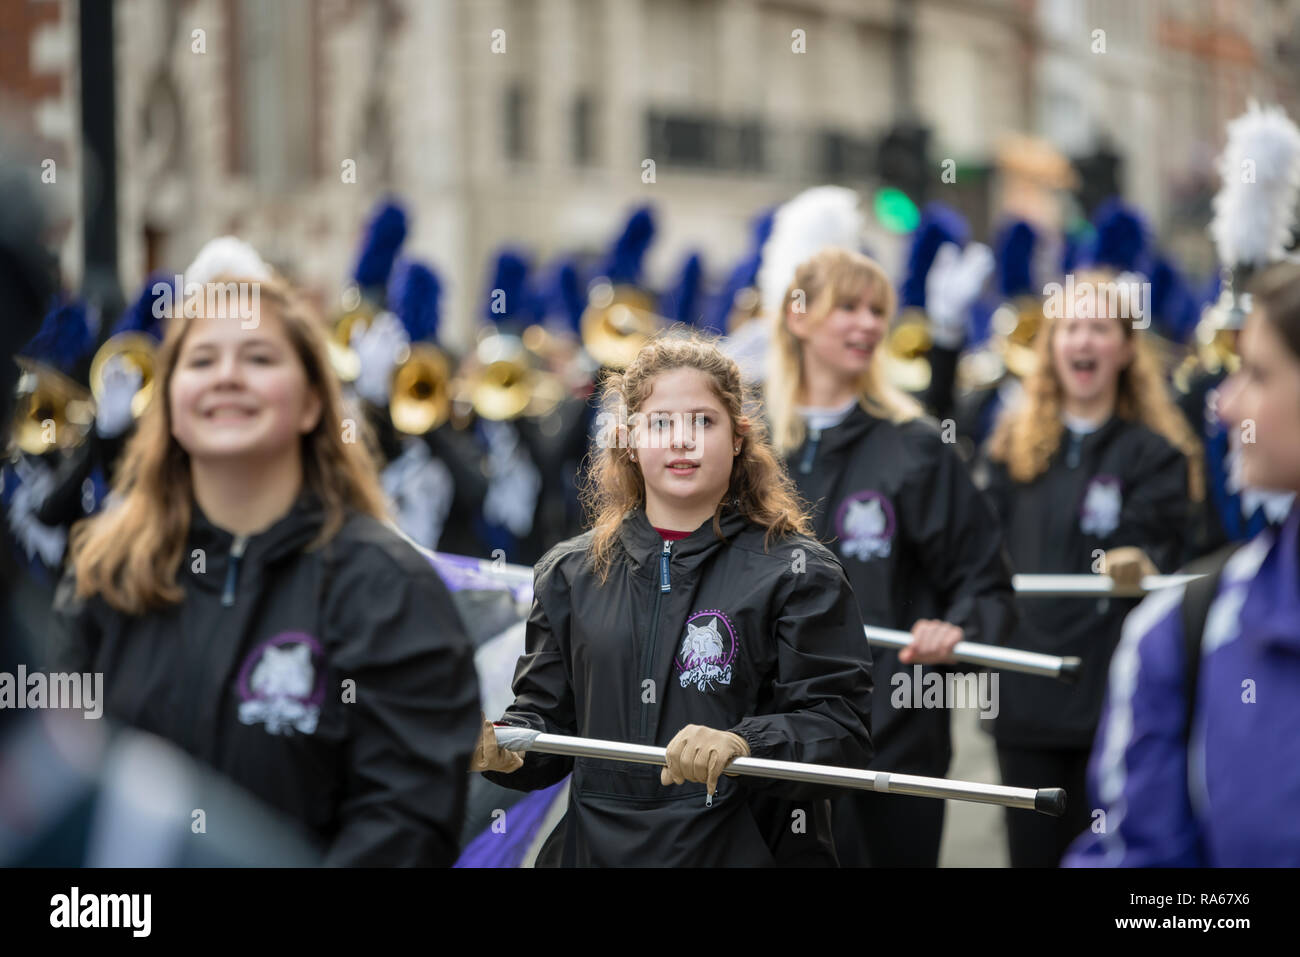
[50,276,480,865]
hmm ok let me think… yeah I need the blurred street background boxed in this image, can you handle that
[4,0,1299,344]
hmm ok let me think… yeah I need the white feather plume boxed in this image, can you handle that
[183,236,273,286]
[1210,101,1300,269]
[756,185,864,318]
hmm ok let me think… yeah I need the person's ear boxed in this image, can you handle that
[299,386,323,434]
[786,306,810,340]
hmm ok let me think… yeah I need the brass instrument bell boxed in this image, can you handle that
[579,281,662,370]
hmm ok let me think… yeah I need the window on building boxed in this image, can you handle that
[504,81,530,161]
[233,0,314,191]
[573,93,595,165]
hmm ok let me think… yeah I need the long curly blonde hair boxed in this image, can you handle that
[987,268,1204,500]
[765,247,923,455]
[582,332,812,582]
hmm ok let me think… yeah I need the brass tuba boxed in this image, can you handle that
[463,332,567,421]
[327,298,379,382]
[89,331,158,420]
[882,308,934,393]
[579,281,662,370]
[389,342,453,435]
[9,358,95,456]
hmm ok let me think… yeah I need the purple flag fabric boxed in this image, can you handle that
[454,779,568,868]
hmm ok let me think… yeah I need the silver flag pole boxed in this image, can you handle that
[862,625,1080,682]
[431,553,1084,681]
[494,728,1066,817]
[439,553,1201,600]
[1012,572,1203,597]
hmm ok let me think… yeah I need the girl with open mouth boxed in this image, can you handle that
[981,266,1204,866]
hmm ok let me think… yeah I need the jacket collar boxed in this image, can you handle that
[810,402,882,454]
[184,491,327,590]
[616,503,751,573]
[1064,412,1124,444]
[1239,501,1300,650]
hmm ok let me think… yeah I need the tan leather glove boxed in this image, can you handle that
[660,724,750,798]
[1104,547,1158,593]
[469,716,525,774]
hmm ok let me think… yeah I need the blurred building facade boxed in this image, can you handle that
[3,0,1298,347]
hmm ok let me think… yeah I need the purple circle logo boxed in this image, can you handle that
[834,489,896,561]
[674,610,737,693]
[1079,474,1123,538]
[235,631,327,735]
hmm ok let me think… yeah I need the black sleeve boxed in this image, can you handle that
[47,570,102,673]
[36,430,129,529]
[425,424,489,512]
[483,558,578,792]
[1111,435,1191,573]
[899,426,1017,648]
[323,542,481,866]
[921,344,961,423]
[728,548,874,798]
[975,452,1015,529]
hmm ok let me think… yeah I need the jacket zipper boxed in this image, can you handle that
[221,535,248,607]
[639,540,672,741]
[186,534,247,752]
[799,428,822,475]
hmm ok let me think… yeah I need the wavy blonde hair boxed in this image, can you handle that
[766,247,923,454]
[70,276,390,613]
[987,268,1204,500]
[582,332,812,582]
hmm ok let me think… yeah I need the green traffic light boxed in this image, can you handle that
[874,187,920,233]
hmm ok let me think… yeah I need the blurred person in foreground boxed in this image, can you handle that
[1065,262,1300,866]
[45,273,480,865]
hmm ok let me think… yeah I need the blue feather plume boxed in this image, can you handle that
[601,207,656,285]
[388,259,442,343]
[900,203,969,310]
[21,300,95,373]
[994,220,1037,299]
[353,200,409,290]
[484,250,531,324]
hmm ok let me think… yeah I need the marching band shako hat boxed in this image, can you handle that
[388,258,442,344]
[483,249,535,329]
[1209,102,1300,331]
[900,202,970,313]
[995,219,1038,302]
[352,199,409,299]
[20,300,97,379]
[543,258,586,335]
[598,206,656,287]
[112,274,174,342]
[706,207,775,334]
[658,252,704,328]
[1082,199,1150,275]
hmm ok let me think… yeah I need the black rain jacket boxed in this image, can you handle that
[981,415,1190,748]
[48,493,481,866]
[787,406,1017,774]
[484,505,874,866]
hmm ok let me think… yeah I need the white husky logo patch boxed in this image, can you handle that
[676,613,736,693]
[236,633,326,735]
[836,490,895,561]
[1080,475,1122,538]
